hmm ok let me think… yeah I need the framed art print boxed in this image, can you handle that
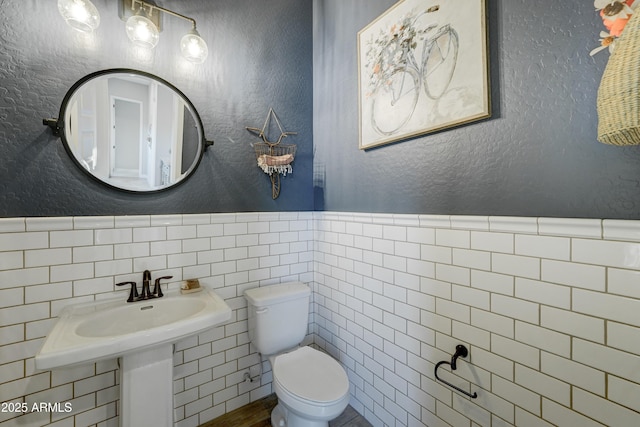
[358,0,490,149]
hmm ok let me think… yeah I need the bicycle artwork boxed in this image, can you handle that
[358,0,490,149]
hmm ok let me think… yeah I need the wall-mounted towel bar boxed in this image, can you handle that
[434,344,478,399]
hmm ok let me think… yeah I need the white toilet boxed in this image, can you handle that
[244,282,350,427]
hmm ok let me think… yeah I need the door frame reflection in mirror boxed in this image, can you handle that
[44,68,213,193]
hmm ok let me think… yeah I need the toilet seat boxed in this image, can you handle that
[272,346,349,406]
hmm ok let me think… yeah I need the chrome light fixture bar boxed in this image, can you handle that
[123,0,209,64]
[57,0,101,33]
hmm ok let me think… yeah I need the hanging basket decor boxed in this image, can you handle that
[246,108,297,199]
[254,143,297,176]
[595,1,640,145]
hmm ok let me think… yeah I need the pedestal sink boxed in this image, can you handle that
[35,289,231,427]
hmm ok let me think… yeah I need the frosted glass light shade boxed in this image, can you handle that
[180,30,208,64]
[125,13,159,49]
[58,0,100,33]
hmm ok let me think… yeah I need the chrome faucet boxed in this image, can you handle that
[116,271,173,302]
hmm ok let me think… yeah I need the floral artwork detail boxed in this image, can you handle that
[590,0,637,56]
[363,9,429,98]
[357,0,490,150]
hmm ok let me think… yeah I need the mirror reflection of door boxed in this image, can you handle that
[65,91,98,171]
[79,91,98,171]
[111,97,142,179]
[61,70,205,192]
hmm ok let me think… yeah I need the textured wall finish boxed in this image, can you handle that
[4,0,638,219]
[0,0,313,217]
[313,0,640,219]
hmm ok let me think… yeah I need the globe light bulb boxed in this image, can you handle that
[58,0,100,33]
[180,29,208,64]
[125,9,159,49]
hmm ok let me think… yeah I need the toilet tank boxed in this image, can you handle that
[244,282,310,356]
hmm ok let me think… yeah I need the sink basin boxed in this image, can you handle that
[76,297,207,338]
[35,288,231,370]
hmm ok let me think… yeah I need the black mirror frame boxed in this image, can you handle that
[45,68,214,193]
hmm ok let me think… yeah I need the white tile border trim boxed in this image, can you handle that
[311,213,611,241]
[26,217,74,231]
[0,218,25,232]
[450,215,490,231]
[74,216,115,230]
[538,218,602,239]
[489,216,538,234]
[603,220,640,242]
[419,215,451,228]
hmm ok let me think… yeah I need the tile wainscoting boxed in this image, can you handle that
[2,212,640,426]
[0,212,314,426]
[313,213,640,427]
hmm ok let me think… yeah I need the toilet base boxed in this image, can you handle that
[270,402,330,427]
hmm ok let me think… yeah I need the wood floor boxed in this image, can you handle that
[200,394,372,427]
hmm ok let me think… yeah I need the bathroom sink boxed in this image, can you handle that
[35,289,231,370]
[75,297,207,338]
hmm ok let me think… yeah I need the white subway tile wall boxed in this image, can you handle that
[313,212,640,427]
[2,212,640,426]
[0,212,314,427]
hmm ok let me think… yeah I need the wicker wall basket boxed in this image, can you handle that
[597,11,640,145]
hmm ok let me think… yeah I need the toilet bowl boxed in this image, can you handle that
[244,282,351,427]
[269,346,350,427]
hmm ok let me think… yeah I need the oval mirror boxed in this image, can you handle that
[52,69,212,192]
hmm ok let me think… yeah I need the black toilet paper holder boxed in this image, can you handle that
[434,344,478,399]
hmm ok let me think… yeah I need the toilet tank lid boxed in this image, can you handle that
[244,282,310,307]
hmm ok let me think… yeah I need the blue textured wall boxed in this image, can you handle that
[4,1,640,219]
[313,0,640,219]
[0,0,313,216]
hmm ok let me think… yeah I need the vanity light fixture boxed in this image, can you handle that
[57,0,101,33]
[123,0,209,64]
[125,3,160,49]
[180,29,209,65]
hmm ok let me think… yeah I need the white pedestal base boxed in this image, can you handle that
[120,344,173,427]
